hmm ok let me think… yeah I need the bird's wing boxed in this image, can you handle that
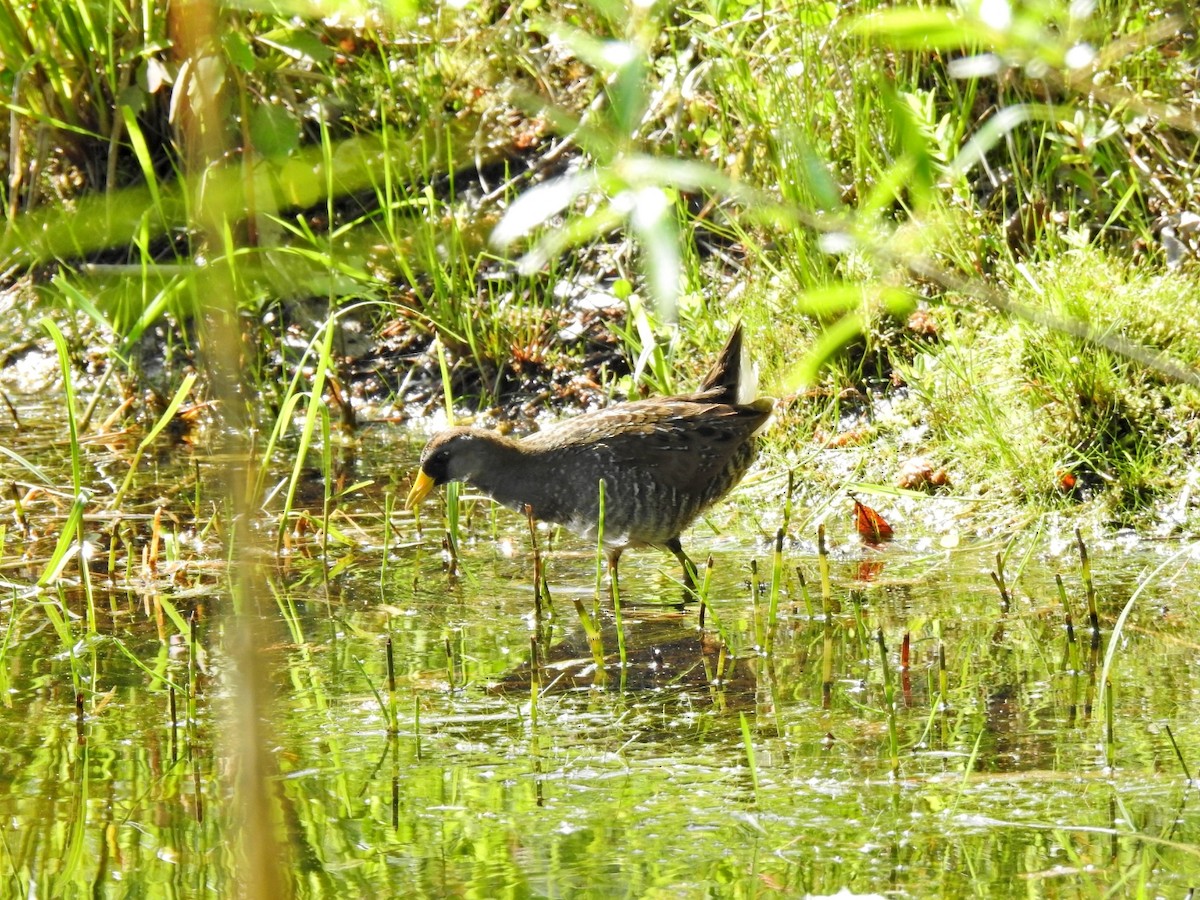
[566,400,770,490]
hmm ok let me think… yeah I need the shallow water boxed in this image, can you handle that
[1,411,1199,897]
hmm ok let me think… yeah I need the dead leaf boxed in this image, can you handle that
[853,497,894,544]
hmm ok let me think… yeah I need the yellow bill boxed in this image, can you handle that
[405,470,436,510]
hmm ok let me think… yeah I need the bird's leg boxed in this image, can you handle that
[665,538,699,598]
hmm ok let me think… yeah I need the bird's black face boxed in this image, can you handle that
[420,444,454,486]
[407,431,475,510]
[418,429,482,486]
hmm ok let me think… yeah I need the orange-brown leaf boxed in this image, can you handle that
[853,498,894,544]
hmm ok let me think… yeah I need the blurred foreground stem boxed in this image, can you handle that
[176,0,292,894]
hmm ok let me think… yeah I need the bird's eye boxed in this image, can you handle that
[423,447,453,483]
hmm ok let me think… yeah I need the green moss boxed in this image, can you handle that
[845,249,1200,523]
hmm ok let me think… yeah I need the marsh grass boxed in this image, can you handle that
[881,249,1200,519]
[876,627,900,777]
[764,527,784,653]
[595,478,628,671]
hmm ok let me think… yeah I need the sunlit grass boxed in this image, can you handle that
[887,250,1200,522]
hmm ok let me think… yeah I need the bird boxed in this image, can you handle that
[405,322,772,593]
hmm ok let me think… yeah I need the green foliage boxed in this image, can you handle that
[489,7,765,322]
[899,250,1200,519]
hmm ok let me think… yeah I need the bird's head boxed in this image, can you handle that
[405,428,499,509]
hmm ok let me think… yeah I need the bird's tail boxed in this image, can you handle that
[699,322,758,405]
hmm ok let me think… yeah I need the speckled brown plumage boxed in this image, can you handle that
[406,323,772,589]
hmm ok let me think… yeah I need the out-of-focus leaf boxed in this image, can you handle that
[536,24,648,137]
[850,8,987,49]
[277,159,322,208]
[878,84,936,209]
[863,155,915,218]
[795,285,915,318]
[609,50,648,138]
[784,311,865,390]
[879,287,917,316]
[794,285,870,317]
[628,186,680,321]
[250,104,301,158]
[950,103,1063,176]
[547,25,637,75]
[256,28,335,64]
[948,53,1004,78]
[381,0,418,21]
[514,205,624,274]
[619,155,748,199]
[491,171,600,248]
[579,0,627,27]
[797,139,844,212]
[785,284,916,388]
